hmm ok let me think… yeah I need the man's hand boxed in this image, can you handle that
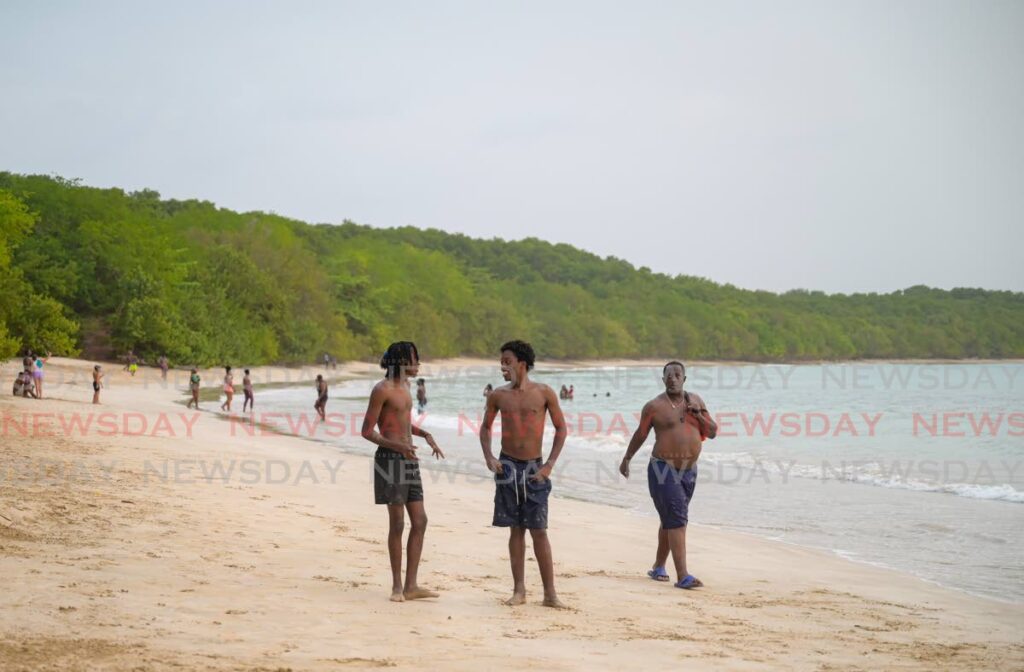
[398,444,419,461]
[485,454,502,474]
[530,462,553,483]
[425,434,445,460]
[619,457,630,479]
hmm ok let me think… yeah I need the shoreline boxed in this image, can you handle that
[1,357,1022,669]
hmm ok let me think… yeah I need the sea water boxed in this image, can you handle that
[255,362,1024,603]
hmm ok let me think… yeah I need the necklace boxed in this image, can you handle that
[667,393,685,409]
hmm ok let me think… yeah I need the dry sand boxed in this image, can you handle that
[1,357,1022,671]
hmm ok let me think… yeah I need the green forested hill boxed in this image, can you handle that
[1,172,1021,365]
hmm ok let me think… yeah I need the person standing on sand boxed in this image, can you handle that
[619,361,717,589]
[32,351,50,398]
[242,369,254,412]
[480,340,568,608]
[187,368,201,409]
[92,365,103,404]
[158,354,169,381]
[313,374,328,420]
[360,341,445,603]
[220,366,234,412]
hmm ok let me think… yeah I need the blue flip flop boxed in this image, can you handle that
[647,566,670,581]
[675,574,703,589]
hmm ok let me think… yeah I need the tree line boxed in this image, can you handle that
[1,172,1021,365]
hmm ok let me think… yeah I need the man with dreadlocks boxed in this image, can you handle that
[361,341,445,602]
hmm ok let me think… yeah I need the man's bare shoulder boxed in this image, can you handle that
[489,384,515,401]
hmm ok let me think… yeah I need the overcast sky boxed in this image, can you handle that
[2,1,1022,294]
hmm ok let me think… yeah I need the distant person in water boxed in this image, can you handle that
[567,385,574,400]
[32,351,50,398]
[158,354,169,381]
[360,341,445,602]
[220,366,234,412]
[187,369,200,409]
[92,365,103,404]
[416,378,427,414]
[619,361,717,589]
[483,383,493,397]
[481,340,568,608]
[242,369,254,412]
[559,385,568,400]
[314,374,328,421]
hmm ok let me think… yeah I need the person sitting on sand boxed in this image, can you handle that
[92,365,103,404]
[13,371,25,397]
[360,341,445,602]
[619,361,717,589]
[242,369,254,412]
[480,340,568,608]
[220,366,234,412]
[186,369,200,410]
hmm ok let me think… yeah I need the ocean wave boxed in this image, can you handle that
[700,452,1024,503]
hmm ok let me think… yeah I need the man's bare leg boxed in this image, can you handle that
[654,525,669,571]
[402,500,438,600]
[505,527,527,605]
[386,504,405,601]
[530,528,566,608]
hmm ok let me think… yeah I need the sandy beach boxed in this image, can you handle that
[1,358,1022,671]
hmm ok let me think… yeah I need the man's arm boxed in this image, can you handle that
[411,423,444,459]
[360,386,417,459]
[688,393,717,440]
[619,401,655,478]
[533,386,567,481]
[480,392,501,473]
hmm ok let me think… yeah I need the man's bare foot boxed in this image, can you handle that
[403,587,439,600]
[504,590,527,606]
[389,590,405,602]
[542,595,568,609]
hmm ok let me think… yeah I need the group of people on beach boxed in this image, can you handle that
[16,341,716,604]
[360,339,717,606]
[11,350,50,400]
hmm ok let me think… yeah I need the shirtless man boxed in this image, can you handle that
[619,361,717,589]
[480,340,568,608]
[242,369,254,413]
[313,374,327,421]
[360,341,445,602]
[92,365,103,404]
